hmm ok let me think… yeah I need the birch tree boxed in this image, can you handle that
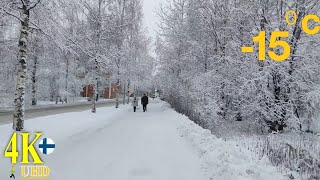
[10,0,42,131]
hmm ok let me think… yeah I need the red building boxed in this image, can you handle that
[81,84,117,99]
[104,84,117,99]
[81,85,94,98]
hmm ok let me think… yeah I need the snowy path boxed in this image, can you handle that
[48,100,206,180]
[0,100,290,180]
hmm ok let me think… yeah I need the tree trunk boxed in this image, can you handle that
[115,78,120,108]
[92,62,98,113]
[31,51,38,106]
[133,84,136,97]
[109,83,111,98]
[127,79,130,104]
[92,0,103,113]
[123,80,126,105]
[13,3,30,131]
[115,59,120,108]
[92,81,97,113]
[65,56,69,103]
[283,2,305,129]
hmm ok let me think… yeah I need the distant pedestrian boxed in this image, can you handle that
[132,97,138,112]
[141,94,149,112]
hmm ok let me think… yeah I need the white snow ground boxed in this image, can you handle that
[0,100,290,180]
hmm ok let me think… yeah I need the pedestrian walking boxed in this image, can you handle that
[132,97,138,112]
[141,94,149,112]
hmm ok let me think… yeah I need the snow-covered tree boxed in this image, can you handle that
[156,0,320,134]
[0,0,154,129]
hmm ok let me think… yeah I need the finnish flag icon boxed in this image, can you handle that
[39,138,56,155]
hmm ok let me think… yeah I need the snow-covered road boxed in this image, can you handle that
[0,100,290,180]
[0,100,118,125]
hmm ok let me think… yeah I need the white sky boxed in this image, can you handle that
[142,0,164,43]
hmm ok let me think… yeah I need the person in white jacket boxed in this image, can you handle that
[131,97,138,112]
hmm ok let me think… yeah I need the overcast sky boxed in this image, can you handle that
[142,0,163,42]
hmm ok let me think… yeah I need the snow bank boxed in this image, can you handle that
[161,104,292,180]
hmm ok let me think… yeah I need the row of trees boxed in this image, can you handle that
[155,0,320,134]
[0,0,154,131]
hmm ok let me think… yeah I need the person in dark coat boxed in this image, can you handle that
[141,94,149,112]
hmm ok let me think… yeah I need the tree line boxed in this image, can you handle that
[0,0,154,131]
[155,0,320,134]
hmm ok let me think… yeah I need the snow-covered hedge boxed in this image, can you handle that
[237,133,320,180]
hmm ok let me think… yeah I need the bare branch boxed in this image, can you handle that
[20,0,26,6]
[0,6,23,22]
[28,0,42,10]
